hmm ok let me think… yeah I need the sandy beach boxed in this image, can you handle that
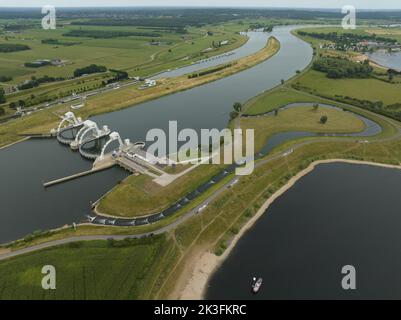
[178,158,401,300]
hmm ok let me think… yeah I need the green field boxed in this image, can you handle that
[241,105,366,152]
[244,87,330,115]
[98,163,225,217]
[0,22,248,122]
[296,69,401,106]
[0,236,175,300]
[0,23,246,85]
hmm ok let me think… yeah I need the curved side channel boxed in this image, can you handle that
[0,26,326,243]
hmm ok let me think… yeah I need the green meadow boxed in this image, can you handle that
[0,23,245,84]
[296,69,401,106]
[0,236,175,300]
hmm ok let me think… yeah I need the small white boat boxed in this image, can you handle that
[252,277,263,294]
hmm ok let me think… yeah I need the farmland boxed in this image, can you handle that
[0,236,174,300]
[0,23,247,85]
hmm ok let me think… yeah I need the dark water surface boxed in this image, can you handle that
[206,163,401,300]
[368,51,401,71]
[0,140,128,243]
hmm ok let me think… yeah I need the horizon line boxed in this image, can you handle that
[0,6,401,10]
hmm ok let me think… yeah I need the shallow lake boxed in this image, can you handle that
[206,163,401,300]
[368,51,401,71]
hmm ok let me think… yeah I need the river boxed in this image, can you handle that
[206,163,401,300]
[0,26,315,243]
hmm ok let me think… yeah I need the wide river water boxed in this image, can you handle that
[206,163,401,300]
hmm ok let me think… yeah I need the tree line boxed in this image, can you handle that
[41,39,81,46]
[297,31,398,45]
[17,75,65,90]
[0,43,30,53]
[188,63,234,79]
[73,64,107,78]
[312,56,373,79]
[63,29,160,39]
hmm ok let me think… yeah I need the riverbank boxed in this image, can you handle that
[178,158,401,300]
[0,137,29,151]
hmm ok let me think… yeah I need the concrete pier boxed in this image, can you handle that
[43,164,114,187]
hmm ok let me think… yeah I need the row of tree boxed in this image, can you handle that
[103,69,129,85]
[297,31,398,45]
[188,63,233,79]
[313,57,373,79]
[0,87,5,104]
[0,87,6,116]
[63,29,160,39]
[73,64,107,78]
[0,76,12,82]
[0,43,30,53]
[17,75,65,90]
[41,39,81,46]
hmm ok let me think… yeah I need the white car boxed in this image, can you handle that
[228,178,239,188]
[282,149,294,157]
[197,203,209,213]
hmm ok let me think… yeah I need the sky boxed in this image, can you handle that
[0,0,401,9]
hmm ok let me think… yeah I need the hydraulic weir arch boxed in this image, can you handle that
[70,120,110,150]
[99,132,130,159]
[57,111,82,133]
[56,112,83,145]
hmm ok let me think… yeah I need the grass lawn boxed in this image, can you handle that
[0,23,246,84]
[244,87,329,115]
[241,106,366,152]
[296,70,401,106]
[0,235,176,300]
[97,163,225,217]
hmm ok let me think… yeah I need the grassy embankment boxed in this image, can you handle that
[0,37,280,148]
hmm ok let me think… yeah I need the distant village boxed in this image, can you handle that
[319,40,401,53]
[298,30,401,54]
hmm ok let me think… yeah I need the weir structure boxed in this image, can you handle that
[70,120,110,151]
[56,111,83,145]
[51,111,171,185]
